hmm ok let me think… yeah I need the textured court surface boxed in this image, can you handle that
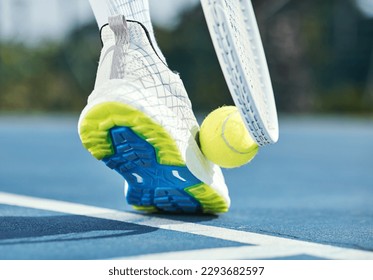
[0,115,372,260]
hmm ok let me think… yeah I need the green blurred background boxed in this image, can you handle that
[0,0,372,114]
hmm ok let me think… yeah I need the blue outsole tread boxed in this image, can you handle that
[102,126,203,213]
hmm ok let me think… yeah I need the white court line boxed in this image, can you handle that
[0,191,372,260]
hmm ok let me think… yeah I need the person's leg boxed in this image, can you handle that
[88,0,166,63]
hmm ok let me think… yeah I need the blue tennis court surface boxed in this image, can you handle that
[0,114,372,259]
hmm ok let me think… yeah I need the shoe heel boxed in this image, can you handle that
[79,101,229,213]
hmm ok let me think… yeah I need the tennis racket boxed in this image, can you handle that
[201,0,279,146]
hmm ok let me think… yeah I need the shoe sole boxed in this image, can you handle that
[78,101,229,214]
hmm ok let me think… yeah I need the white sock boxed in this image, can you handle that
[88,0,166,63]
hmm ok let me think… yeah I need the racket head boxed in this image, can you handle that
[201,0,279,146]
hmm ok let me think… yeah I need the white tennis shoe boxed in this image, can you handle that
[78,15,230,213]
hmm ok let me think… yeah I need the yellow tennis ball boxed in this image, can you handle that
[199,106,259,168]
